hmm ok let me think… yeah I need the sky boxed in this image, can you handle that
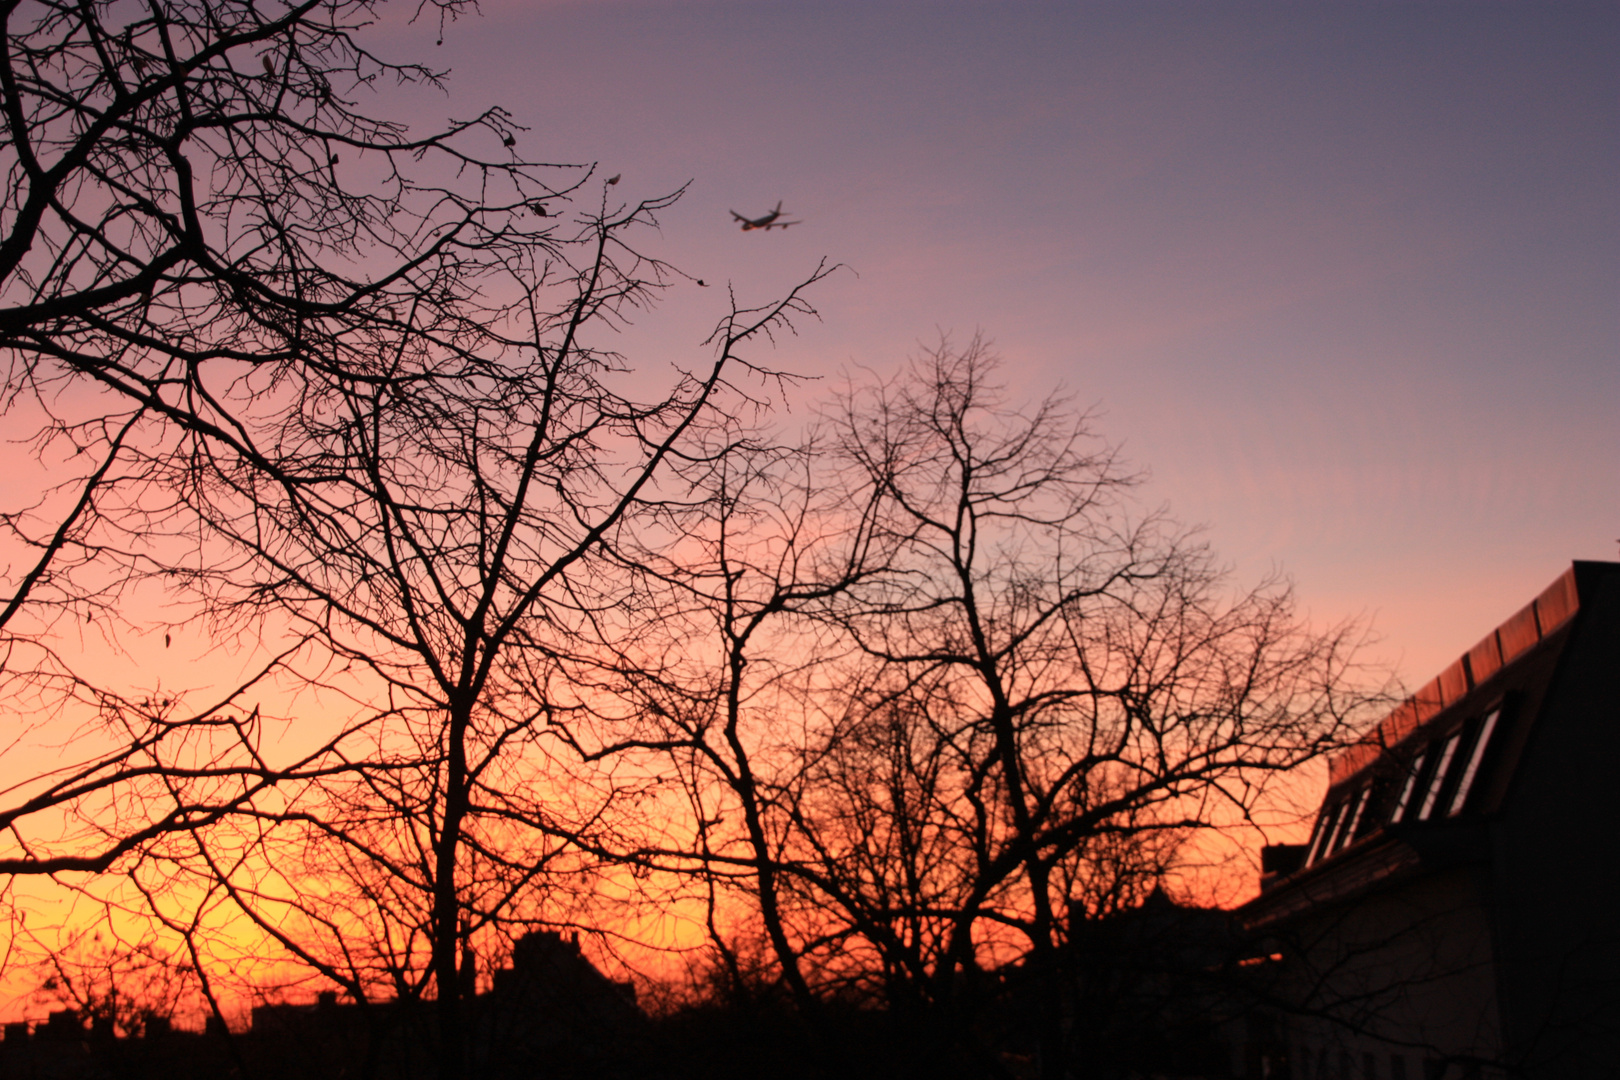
[2,0,1615,1021]
[357,0,1618,690]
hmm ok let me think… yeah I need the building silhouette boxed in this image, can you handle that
[1243,561,1620,1079]
[0,931,646,1080]
[7,566,1615,1080]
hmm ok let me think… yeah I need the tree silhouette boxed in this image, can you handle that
[0,0,554,879]
[621,339,1377,1078]
[0,4,836,1077]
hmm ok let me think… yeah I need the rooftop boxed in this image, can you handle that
[1248,561,1620,914]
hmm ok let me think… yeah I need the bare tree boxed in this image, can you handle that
[0,3,841,1077]
[0,0,554,874]
[806,339,1375,1077]
[109,223,835,1079]
[0,13,1378,1080]
[26,927,202,1039]
[587,419,889,1018]
[621,338,1376,1077]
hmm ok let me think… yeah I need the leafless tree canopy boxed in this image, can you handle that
[0,3,831,1075]
[1,7,1381,1079]
[608,339,1373,1077]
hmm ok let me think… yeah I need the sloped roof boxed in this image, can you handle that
[1245,561,1620,919]
[1325,565,1581,790]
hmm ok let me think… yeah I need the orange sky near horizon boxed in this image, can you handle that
[3,0,1616,1030]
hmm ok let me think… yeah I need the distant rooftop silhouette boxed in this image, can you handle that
[1245,560,1620,1080]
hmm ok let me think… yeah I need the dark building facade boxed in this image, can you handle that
[0,932,645,1080]
[1242,562,1620,1080]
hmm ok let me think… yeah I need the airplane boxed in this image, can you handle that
[730,202,800,231]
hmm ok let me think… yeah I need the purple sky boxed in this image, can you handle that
[0,3,1615,1018]
[390,0,1616,689]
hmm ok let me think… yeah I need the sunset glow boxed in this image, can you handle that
[1,5,1613,1076]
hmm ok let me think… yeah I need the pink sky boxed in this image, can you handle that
[3,4,1615,1017]
[366,0,1616,689]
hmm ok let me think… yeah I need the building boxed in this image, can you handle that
[477,928,645,1071]
[245,930,644,1076]
[1242,562,1620,1080]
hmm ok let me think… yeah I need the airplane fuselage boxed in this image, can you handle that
[733,202,796,231]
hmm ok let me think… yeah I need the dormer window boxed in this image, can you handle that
[1418,733,1461,820]
[1447,708,1500,816]
[1302,785,1375,868]
[1392,749,1428,823]
[1305,801,1343,866]
[1324,797,1353,859]
[1302,701,1501,871]
[1334,787,1369,855]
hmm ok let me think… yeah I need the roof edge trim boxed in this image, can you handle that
[1326,564,1587,788]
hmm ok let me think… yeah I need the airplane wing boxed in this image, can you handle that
[729,210,751,223]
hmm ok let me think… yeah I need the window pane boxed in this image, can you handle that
[1418,734,1460,820]
[1325,795,1353,857]
[1393,750,1427,823]
[1447,709,1500,816]
[1336,787,1369,853]
[1306,802,1342,866]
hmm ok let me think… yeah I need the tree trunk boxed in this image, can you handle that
[433,704,472,1080]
